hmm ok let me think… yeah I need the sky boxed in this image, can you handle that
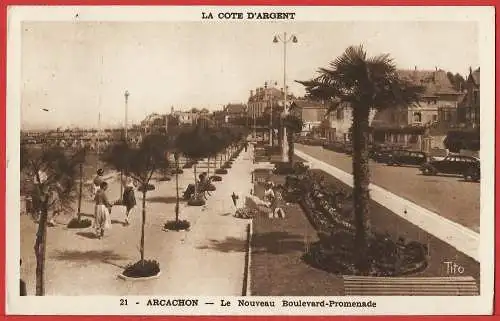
[20,21,479,130]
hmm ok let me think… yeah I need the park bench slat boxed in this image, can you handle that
[343,276,479,296]
[344,276,475,282]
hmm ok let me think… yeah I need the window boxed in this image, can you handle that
[413,112,422,123]
[432,115,438,122]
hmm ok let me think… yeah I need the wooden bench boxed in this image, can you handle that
[343,276,479,296]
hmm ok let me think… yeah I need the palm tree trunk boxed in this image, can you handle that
[34,198,48,296]
[140,189,146,262]
[351,106,371,275]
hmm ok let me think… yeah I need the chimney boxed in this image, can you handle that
[250,90,254,97]
[264,81,268,89]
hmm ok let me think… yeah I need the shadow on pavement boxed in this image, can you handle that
[75,231,99,239]
[146,196,183,204]
[252,231,309,255]
[52,249,128,262]
[197,237,246,253]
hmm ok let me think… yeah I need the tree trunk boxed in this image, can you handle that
[34,198,48,296]
[193,163,198,198]
[77,163,83,220]
[140,189,146,262]
[287,131,294,165]
[351,105,371,275]
[175,159,179,222]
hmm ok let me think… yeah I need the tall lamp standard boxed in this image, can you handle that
[121,89,130,199]
[124,90,130,141]
[273,32,298,162]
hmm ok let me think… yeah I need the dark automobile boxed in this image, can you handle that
[386,150,429,166]
[420,154,480,181]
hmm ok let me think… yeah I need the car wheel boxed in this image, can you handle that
[423,167,434,176]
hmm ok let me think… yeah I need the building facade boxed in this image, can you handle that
[289,99,327,136]
[457,67,480,128]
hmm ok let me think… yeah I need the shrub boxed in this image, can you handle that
[222,163,232,169]
[164,219,191,231]
[158,176,171,182]
[206,184,216,191]
[215,168,228,175]
[183,162,193,169]
[210,175,222,182]
[67,218,92,229]
[122,259,160,278]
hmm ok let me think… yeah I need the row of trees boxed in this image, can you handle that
[21,124,248,295]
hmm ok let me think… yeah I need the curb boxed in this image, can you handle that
[242,221,253,296]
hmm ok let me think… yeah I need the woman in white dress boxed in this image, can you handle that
[94,181,112,239]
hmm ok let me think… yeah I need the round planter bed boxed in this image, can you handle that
[210,175,222,182]
[206,184,216,191]
[172,169,184,174]
[158,176,171,182]
[215,169,228,175]
[164,219,191,231]
[67,217,92,229]
[188,198,206,206]
[118,271,161,281]
[118,259,161,281]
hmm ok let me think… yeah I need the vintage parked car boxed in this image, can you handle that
[370,144,410,163]
[386,150,429,166]
[419,154,480,181]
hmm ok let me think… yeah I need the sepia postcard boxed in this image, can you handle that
[5,5,495,316]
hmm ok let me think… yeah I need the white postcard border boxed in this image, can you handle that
[5,5,495,316]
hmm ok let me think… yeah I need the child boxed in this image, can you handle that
[272,185,286,219]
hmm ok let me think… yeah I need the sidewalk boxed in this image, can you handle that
[20,147,253,296]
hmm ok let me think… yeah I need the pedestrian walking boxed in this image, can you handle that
[91,168,104,199]
[94,181,112,239]
[47,183,63,227]
[20,259,27,296]
[122,177,136,225]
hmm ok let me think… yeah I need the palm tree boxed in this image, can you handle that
[283,114,304,165]
[102,134,170,263]
[297,45,423,273]
[21,145,78,295]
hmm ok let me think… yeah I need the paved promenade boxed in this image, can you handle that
[20,148,253,295]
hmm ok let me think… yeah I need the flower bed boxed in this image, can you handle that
[285,170,428,276]
[171,169,184,174]
[206,183,216,191]
[122,259,160,278]
[67,217,93,229]
[164,219,191,231]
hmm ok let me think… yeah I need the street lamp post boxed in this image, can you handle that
[124,90,130,141]
[273,32,298,162]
